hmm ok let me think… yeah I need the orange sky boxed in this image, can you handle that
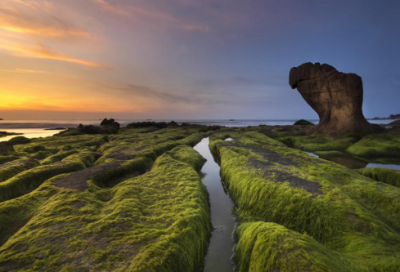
[1,0,399,120]
[0,0,216,119]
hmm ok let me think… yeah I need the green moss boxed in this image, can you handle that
[7,136,31,145]
[0,151,98,203]
[314,151,346,158]
[358,167,400,187]
[0,155,19,164]
[278,135,359,152]
[18,145,48,154]
[0,147,210,272]
[0,161,84,203]
[91,157,153,188]
[41,150,79,165]
[29,150,53,160]
[210,132,400,271]
[14,135,107,154]
[165,145,206,172]
[346,133,400,159]
[96,130,207,164]
[62,151,98,168]
[0,158,39,183]
[235,222,360,272]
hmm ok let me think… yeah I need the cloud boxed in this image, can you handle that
[90,0,130,17]
[90,0,209,32]
[193,76,277,89]
[0,68,49,74]
[0,6,90,39]
[0,43,110,69]
[108,84,222,105]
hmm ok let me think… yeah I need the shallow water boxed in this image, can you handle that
[366,163,400,171]
[304,152,318,158]
[0,129,64,142]
[303,151,400,170]
[194,138,236,272]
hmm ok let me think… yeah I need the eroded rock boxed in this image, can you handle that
[289,62,381,134]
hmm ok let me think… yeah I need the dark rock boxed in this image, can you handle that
[100,118,120,129]
[389,120,400,126]
[293,119,314,126]
[289,62,381,134]
[169,121,179,127]
[127,121,179,129]
[59,119,120,136]
[45,127,66,131]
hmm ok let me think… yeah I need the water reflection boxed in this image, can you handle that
[0,129,64,142]
[366,163,400,171]
[325,156,368,169]
[194,138,236,272]
[303,151,400,170]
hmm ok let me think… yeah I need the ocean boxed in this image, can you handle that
[0,118,396,142]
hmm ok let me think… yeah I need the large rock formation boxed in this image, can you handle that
[289,62,380,134]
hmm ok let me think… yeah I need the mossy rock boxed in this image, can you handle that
[0,158,39,183]
[359,167,400,187]
[0,155,19,165]
[166,145,206,172]
[293,119,314,126]
[7,136,31,145]
[0,146,210,271]
[29,150,53,160]
[20,145,47,154]
[346,133,400,159]
[210,131,400,271]
[0,126,211,271]
[278,135,359,152]
[235,222,358,272]
[0,143,14,155]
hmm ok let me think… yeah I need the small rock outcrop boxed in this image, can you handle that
[58,118,120,136]
[289,62,380,134]
[100,118,120,129]
[293,119,314,126]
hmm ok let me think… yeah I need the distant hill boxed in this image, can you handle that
[370,113,400,120]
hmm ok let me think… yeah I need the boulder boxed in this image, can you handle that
[293,119,314,126]
[289,62,381,134]
[100,118,120,128]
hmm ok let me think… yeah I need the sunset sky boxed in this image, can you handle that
[1,0,399,120]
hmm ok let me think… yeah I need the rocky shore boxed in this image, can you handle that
[0,118,398,271]
[0,64,399,271]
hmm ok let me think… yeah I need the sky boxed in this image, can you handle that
[0,0,399,120]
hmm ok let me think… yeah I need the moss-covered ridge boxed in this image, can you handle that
[358,167,400,187]
[0,129,211,271]
[346,132,400,159]
[235,222,357,272]
[0,127,209,203]
[210,131,400,271]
